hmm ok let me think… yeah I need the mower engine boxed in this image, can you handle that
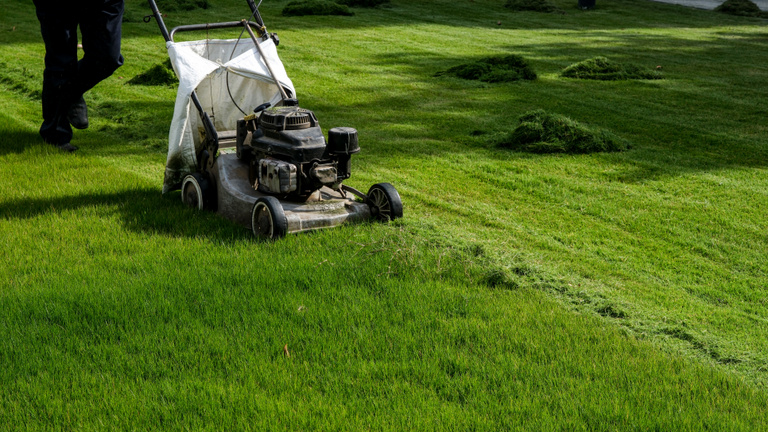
[235,100,359,198]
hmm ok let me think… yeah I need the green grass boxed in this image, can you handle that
[155,0,211,11]
[505,0,562,13]
[2,0,768,429]
[282,0,354,16]
[337,0,390,7]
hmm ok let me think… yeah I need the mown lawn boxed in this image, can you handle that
[1,0,767,429]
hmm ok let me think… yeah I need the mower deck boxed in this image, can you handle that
[212,153,372,234]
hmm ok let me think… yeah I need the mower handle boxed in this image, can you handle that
[147,0,171,42]
[245,0,267,28]
[146,0,266,42]
[168,21,264,42]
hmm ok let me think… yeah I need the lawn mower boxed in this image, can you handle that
[148,0,402,239]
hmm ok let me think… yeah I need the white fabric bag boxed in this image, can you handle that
[163,37,295,193]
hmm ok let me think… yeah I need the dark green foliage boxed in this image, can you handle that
[496,109,631,154]
[504,0,561,13]
[562,56,663,80]
[155,0,210,12]
[715,0,768,18]
[437,55,537,83]
[336,0,390,7]
[127,59,177,86]
[282,0,354,16]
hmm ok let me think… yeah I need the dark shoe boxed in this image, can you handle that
[54,142,79,153]
[67,97,89,130]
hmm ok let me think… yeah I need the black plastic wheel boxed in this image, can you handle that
[181,173,214,210]
[251,196,288,239]
[367,183,403,222]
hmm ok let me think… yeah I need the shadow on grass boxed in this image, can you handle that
[0,188,252,241]
[0,97,174,157]
[0,128,41,156]
[301,27,767,182]
[4,7,766,184]
[261,0,761,32]
[0,0,761,47]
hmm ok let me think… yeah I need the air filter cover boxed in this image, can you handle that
[328,127,360,155]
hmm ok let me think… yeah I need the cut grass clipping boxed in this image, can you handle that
[127,59,177,86]
[505,0,562,13]
[496,109,630,154]
[436,55,537,83]
[715,0,768,18]
[562,56,663,81]
[282,0,354,16]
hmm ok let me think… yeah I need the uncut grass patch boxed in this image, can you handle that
[435,54,537,83]
[496,109,630,153]
[562,56,663,80]
[282,0,354,16]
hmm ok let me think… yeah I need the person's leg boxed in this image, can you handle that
[74,0,124,97]
[33,0,78,146]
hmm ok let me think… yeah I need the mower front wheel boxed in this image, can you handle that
[251,196,287,239]
[367,183,403,222]
[181,173,214,210]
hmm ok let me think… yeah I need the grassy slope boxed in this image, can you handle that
[1,0,768,429]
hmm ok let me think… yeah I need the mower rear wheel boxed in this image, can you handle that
[251,196,287,239]
[181,173,213,210]
[367,183,403,222]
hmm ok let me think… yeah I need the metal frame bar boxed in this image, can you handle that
[169,21,265,42]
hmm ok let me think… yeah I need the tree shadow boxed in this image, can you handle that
[0,188,251,241]
[295,26,768,183]
[0,97,175,157]
[0,128,40,156]
[1,0,762,48]
[258,0,762,33]
[3,0,766,186]
[83,98,175,152]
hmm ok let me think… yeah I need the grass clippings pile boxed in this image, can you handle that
[562,56,663,80]
[505,0,561,13]
[715,0,768,17]
[436,55,537,83]
[155,0,210,11]
[496,109,630,153]
[282,0,354,16]
[127,59,177,86]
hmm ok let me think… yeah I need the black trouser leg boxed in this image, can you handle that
[34,1,78,145]
[33,0,124,145]
[74,0,124,97]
